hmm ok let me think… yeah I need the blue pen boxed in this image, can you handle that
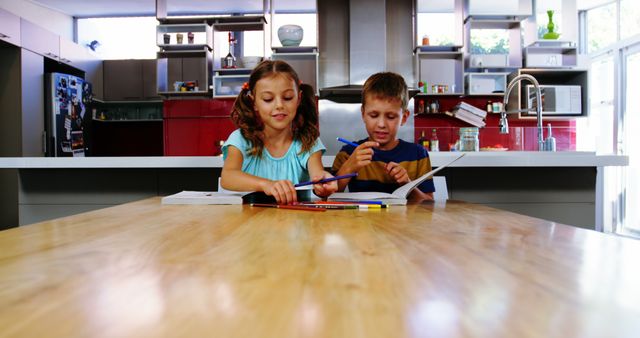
[337,137,360,148]
[294,173,358,187]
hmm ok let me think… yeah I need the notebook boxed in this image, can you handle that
[161,191,245,205]
[327,153,466,205]
[161,185,315,205]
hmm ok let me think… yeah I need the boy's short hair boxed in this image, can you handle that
[361,72,409,111]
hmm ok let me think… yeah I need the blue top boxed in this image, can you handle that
[331,138,435,194]
[222,129,326,184]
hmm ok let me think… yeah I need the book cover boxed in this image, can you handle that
[458,102,488,118]
[161,191,245,205]
[328,153,466,205]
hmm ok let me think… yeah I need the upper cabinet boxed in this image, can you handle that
[0,8,21,47]
[20,19,59,61]
[466,0,532,19]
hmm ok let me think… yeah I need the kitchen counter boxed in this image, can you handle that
[0,152,629,168]
[1,198,639,337]
[0,152,629,230]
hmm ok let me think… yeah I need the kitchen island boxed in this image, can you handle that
[0,198,639,337]
[0,152,628,230]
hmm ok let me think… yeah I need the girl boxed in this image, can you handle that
[221,60,337,204]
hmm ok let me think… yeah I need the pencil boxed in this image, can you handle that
[294,173,358,187]
[250,203,327,212]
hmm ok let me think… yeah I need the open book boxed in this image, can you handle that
[328,153,466,205]
[161,185,314,205]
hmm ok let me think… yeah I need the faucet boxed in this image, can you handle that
[500,74,545,151]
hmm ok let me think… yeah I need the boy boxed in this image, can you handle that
[331,72,434,201]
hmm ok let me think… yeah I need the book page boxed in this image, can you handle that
[392,153,466,198]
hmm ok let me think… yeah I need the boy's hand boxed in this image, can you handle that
[385,162,410,184]
[344,141,379,173]
[263,180,297,204]
[311,172,339,198]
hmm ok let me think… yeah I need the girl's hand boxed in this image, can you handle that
[263,180,297,204]
[344,141,379,173]
[385,162,410,184]
[312,172,339,198]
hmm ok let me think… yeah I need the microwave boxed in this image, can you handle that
[526,85,582,116]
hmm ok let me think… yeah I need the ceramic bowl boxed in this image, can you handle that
[277,25,303,47]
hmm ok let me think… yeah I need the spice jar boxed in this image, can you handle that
[422,35,430,46]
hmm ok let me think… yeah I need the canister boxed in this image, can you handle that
[459,127,479,152]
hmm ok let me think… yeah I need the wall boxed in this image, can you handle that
[0,0,73,40]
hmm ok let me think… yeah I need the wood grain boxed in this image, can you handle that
[1,198,639,338]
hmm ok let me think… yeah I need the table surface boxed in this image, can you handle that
[1,199,639,338]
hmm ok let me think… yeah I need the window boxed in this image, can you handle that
[469,29,509,54]
[416,13,456,46]
[586,2,617,53]
[416,0,457,46]
[77,17,158,60]
[620,0,640,40]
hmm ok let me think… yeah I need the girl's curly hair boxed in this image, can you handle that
[230,60,319,157]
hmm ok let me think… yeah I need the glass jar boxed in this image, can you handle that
[459,127,479,152]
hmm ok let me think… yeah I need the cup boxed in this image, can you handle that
[187,32,194,44]
[176,33,183,44]
[173,81,183,92]
[163,33,170,44]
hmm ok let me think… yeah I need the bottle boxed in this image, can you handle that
[417,99,425,115]
[430,129,439,152]
[487,100,493,113]
[418,131,429,149]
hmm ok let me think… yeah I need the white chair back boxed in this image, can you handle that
[432,176,449,201]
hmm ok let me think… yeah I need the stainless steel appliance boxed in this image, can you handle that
[526,85,582,116]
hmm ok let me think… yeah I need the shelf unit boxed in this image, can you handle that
[415,50,464,95]
[271,50,319,95]
[156,48,212,97]
[465,72,508,96]
[212,69,251,98]
[524,40,578,68]
[506,68,588,120]
[156,23,212,51]
[464,17,524,70]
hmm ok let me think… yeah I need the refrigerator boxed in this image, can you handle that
[45,72,93,157]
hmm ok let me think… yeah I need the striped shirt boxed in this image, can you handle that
[331,138,435,194]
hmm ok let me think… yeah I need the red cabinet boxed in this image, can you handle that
[163,99,236,156]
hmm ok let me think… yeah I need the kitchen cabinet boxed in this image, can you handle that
[0,8,21,47]
[163,99,236,156]
[465,0,532,18]
[20,19,59,61]
[0,47,45,157]
[103,59,159,101]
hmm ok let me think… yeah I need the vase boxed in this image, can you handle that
[277,25,303,47]
[543,10,560,40]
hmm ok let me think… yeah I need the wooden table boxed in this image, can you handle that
[1,199,639,338]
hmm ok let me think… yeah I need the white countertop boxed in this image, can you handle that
[0,152,628,168]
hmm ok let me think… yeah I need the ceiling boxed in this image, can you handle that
[28,0,317,18]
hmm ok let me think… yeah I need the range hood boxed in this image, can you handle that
[319,0,418,103]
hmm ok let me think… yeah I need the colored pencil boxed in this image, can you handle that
[294,173,358,187]
[250,203,327,212]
